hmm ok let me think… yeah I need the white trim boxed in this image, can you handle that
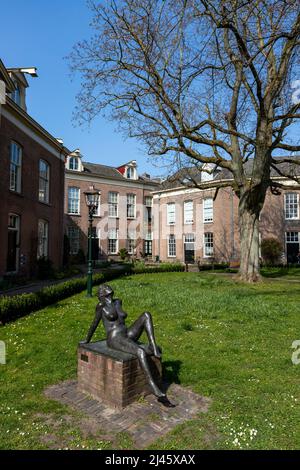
[2,106,65,161]
[67,187,81,215]
[284,193,299,220]
[203,232,214,258]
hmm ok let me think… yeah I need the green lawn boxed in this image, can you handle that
[0,272,300,450]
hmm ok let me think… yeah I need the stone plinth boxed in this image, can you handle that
[77,341,162,408]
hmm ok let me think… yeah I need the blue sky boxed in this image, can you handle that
[0,0,159,174]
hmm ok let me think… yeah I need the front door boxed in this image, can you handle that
[286,232,300,264]
[184,234,195,264]
[7,229,18,272]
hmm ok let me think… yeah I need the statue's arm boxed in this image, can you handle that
[84,303,102,343]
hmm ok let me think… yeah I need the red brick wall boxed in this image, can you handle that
[0,115,65,278]
[64,175,155,259]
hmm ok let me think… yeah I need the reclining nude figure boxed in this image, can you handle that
[81,284,175,407]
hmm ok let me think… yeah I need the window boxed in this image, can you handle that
[69,157,79,170]
[167,203,176,225]
[168,234,176,257]
[203,198,213,223]
[108,229,118,254]
[68,187,80,214]
[7,214,20,272]
[286,232,299,243]
[11,82,21,106]
[108,192,119,217]
[127,230,136,254]
[184,200,193,224]
[145,196,153,223]
[126,167,135,179]
[185,233,195,243]
[68,226,80,254]
[37,220,49,258]
[144,232,152,256]
[127,194,136,218]
[204,232,214,257]
[10,142,22,192]
[39,160,50,203]
[285,193,299,220]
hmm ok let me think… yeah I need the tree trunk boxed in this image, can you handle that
[238,206,260,282]
[237,186,266,282]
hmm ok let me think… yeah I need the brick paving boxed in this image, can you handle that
[44,380,211,448]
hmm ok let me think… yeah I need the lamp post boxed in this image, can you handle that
[84,188,100,297]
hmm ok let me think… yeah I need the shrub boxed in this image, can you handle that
[118,248,129,261]
[261,238,283,266]
[132,262,184,274]
[0,266,131,325]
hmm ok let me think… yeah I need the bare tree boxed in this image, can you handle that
[69,0,300,281]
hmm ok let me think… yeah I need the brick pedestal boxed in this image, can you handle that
[77,341,162,408]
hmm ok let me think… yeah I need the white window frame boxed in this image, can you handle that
[126,166,136,179]
[127,193,136,219]
[286,231,300,243]
[184,200,193,225]
[38,159,50,203]
[108,229,119,254]
[167,203,176,225]
[168,234,176,257]
[203,232,214,257]
[127,230,136,254]
[37,219,49,259]
[68,187,80,215]
[69,157,79,171]
[108,192,119,218]
[10,142,22,193]
[94,194,101,217]
[285,193,299,220]
[203,198,213,223]
[68,226,80,254]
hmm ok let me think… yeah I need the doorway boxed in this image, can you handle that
[286,232,300,264]
[7,214,20,272]
[184,233,195,263]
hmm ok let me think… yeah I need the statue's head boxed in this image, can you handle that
[98,284,114,300]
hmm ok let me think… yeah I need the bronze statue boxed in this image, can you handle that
[81,284,175,407]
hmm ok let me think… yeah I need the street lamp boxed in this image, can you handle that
[84,187,101,297]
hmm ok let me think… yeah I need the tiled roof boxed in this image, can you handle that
[156,157,300,191]
[68,161,160,186]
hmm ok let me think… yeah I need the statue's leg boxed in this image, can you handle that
[108,335,165,398]
[85,310,102,343]
[127,312,161,358]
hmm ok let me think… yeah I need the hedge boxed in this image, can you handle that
[131,262,185,274]
[0,263,186,324]
[0,267,130,325]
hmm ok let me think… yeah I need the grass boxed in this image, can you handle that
[0,272,300,450]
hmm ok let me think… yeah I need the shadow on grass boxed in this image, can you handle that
[162,360,182,388]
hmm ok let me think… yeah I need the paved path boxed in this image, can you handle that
[44,379,211,449]
[0,265,126,297]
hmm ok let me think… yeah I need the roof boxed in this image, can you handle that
[67,161,160,186]
[0,59,16,93]
[155,157,300,192]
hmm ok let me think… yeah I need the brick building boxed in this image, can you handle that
[0,59,69,280]
[152,163,300,265]
[64,152,159,261]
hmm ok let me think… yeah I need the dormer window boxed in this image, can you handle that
[11,81,21,106]
[69,157,79,171]
[126,166,135,179]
